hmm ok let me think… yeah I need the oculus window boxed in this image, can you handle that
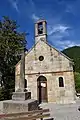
[39,56,44,61]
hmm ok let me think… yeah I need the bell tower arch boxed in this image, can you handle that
[35,20,47,43]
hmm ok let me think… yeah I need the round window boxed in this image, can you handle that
[39,56,44,61]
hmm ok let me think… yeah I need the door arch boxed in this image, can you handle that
[37,76,48,104]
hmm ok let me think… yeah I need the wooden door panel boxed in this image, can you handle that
[37,76,47,103]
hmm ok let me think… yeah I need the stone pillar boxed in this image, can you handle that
[20,49,25,92]
[35,23,38,37]
[43,21,47,35]
[12,49,31,101]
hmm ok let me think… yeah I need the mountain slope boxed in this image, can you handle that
[62,46,80,73]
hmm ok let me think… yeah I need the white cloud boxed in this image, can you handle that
[48,24,70,36]
[63,40,80,49]
[50,39,80,50]
[56,40,75,48]
[32,14,39,21]
[48,24,71,49]
[48,23,80,50]
[9,0,19,13]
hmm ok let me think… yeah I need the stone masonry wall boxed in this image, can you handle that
[25,71,75,104]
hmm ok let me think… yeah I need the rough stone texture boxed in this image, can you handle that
[3,99,39,114]
[15,20,75,104]
[15,61,21,91]
[12,91,31,101]
[19,50,25,92]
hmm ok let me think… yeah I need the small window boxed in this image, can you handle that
[38,22,43,34]
[39,56,44,61]
[59,77,64,87]
[69,62,73,67]
[24,79,27,88]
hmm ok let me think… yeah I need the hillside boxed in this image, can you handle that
[62,46,80,73]
[62,46,80,92]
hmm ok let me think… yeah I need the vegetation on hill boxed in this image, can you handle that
[74,72,80,93]
[62,46,80,93]
[62,46,80,73]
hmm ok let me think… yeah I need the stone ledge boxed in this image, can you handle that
[3,99,39,113]
[12,92,31,101]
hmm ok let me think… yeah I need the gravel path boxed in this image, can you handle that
[40,100,80,120]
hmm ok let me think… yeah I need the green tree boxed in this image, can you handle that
[0,16,27,100]
[74,72,80,93]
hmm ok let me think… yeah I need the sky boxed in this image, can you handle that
[0,0,80,50]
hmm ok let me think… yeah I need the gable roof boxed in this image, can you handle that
[45,41,73,62]
[25,39,73,61]
[16,39,73,67]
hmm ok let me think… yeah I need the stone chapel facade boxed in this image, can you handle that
[15,20,75,104]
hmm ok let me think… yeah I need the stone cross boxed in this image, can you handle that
[20,48,25,92]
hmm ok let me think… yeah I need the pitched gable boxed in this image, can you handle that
[25,40,73,74]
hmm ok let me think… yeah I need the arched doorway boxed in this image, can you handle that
[37,76,48,104]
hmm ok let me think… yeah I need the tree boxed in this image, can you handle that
[0,16,27,100]
[74,72,80,93]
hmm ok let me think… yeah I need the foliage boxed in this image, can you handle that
[0,16,26,100]
[74,72,80,93]
[62,46,80,92]
[62,46,80,73]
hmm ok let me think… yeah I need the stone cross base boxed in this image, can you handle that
[3,99,39,113]
[12,92,31,101]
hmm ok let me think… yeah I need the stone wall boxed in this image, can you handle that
[25,71,75,104]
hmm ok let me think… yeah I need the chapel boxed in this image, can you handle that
[15,20,75,104]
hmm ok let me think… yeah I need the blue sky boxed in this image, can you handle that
[0,0,80,50]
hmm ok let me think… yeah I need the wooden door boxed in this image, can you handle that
[37,76,47,104]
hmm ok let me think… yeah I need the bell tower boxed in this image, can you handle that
[35,20,47,43]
